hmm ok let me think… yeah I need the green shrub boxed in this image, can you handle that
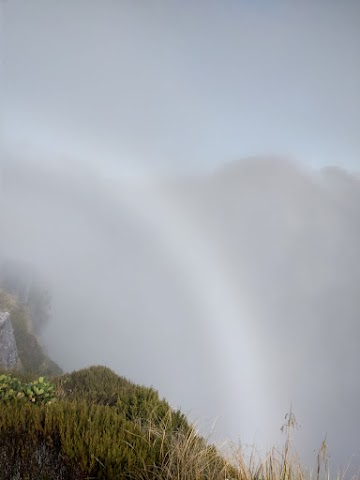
[57,366,190,433]
[0,373,56,405]
[0,400,179,479]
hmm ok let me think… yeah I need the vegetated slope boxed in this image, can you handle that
[0,365,235,480]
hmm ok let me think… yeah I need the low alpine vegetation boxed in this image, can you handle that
[0,373,56,405]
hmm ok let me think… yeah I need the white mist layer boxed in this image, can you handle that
[1,154,360,472]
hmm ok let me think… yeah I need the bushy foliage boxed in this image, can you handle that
[58,366,189,432]
[0,373,56,404]
[0,400,159,479]
[0,374,23,402]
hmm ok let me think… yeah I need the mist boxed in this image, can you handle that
[2,0,360,474]
[1,153,360,471]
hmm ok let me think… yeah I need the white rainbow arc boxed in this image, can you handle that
[1,149,271,445]
[104,176,268,443]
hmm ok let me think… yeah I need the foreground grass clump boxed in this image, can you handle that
[0,400,168,479]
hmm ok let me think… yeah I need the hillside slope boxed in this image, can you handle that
[0,364,236,480]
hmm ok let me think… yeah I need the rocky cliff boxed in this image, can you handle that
[0,311,21,370]
[0,289,61,375]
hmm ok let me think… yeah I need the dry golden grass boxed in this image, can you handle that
[130,408,359,480]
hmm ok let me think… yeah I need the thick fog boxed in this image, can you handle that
[2,0,360,474]
[1,155,360,472]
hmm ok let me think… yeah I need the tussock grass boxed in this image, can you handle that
[0,399,358,480]
[130,412,230,480]
[130,408,358,480]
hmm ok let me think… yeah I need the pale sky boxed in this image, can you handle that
[2,0,360,178]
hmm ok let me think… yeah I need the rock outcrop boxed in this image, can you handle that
[0,311,20,370]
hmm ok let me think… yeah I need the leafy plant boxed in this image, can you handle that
[0,373,56,405]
